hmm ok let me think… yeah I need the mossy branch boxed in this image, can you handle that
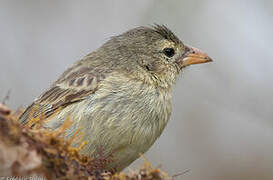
[0,103,168,180]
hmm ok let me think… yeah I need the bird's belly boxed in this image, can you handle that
[79,106,166,171]
[62,84,171,171]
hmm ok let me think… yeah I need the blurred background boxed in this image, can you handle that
[1,0,273,179]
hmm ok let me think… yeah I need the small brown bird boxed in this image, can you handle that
[19,25,212,171]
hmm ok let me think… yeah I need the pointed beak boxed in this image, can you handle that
[178,46,213,68]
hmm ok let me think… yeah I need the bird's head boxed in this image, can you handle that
[101,25,213,89]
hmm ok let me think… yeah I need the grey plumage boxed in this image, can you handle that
[19,25,212,171]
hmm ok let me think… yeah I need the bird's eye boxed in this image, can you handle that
[163,48,175,58]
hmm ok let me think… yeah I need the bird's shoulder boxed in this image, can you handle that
[19,56,112,125]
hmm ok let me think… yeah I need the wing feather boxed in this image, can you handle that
[19,61,109,126]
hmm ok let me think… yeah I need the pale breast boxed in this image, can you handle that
[75,74,172,170]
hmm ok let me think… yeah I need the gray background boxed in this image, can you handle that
[1,1,273,179]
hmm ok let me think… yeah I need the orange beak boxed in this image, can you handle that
[179,46,213,68]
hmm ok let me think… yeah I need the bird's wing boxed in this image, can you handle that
[19,60,109,126]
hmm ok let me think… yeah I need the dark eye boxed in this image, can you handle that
[163,48,175,58]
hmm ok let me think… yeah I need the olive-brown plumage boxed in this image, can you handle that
[19,25,212,171]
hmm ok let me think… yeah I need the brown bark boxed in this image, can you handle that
[0,103,168,180]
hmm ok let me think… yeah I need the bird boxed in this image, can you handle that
[19,25,212,171]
